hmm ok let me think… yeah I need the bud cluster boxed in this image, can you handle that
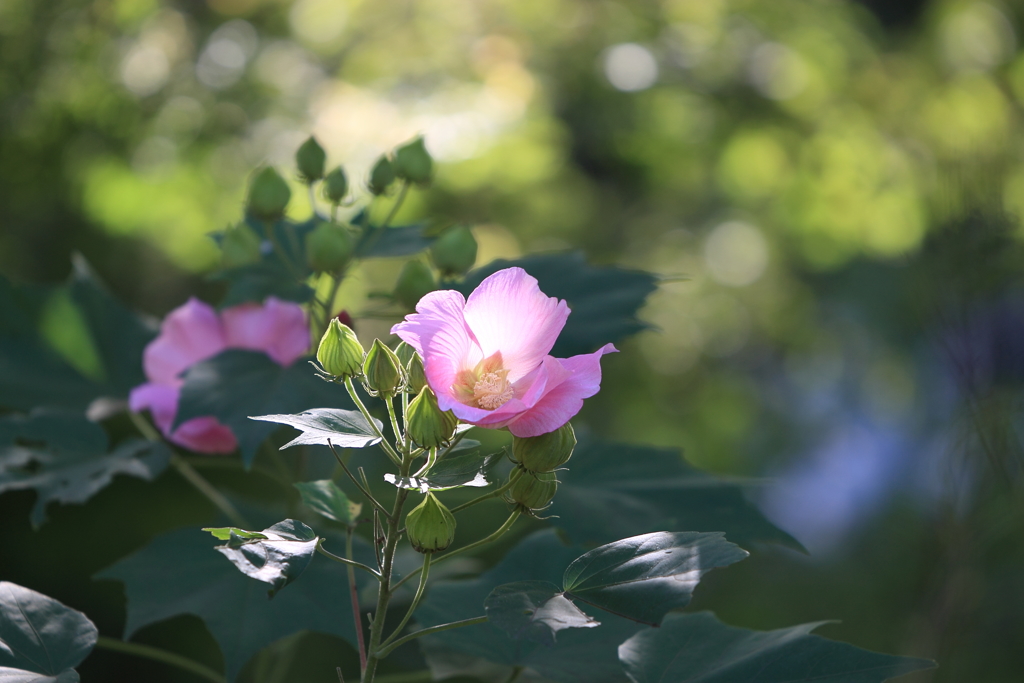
[506,423,577,514]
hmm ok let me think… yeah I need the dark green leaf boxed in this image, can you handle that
[562,531,748,626]
[457,252,657,357]
[551,434,804,551]
[175,350,355,466]
[416,530,643,683]
[384,451,501,492]
[0,581,98,683]
[617,612,936,683]
[97,526,374,682]
[213,261,315,307]
[249,408,382,450]
[293,480,359,523]
[485,581,599,646]
[355,223,434,258]
[0,411,172,527]
[210,519,318,597]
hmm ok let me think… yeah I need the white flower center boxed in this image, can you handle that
[472,371,514,410]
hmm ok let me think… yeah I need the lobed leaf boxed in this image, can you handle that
[249,408,382,451]
[562,532,748,626]
[0,582,98,683]
[617,611,936,683]
[384,450,501,492]
[208,520,318,597]
[355,223,435,258]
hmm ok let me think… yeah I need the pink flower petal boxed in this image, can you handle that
[170,417,238,454]
[392,289,481,408]
[129,382,179,435]
[462,268,569,383]
[222,297,310,366]
[507,343,618,437]
[143,298,226,384]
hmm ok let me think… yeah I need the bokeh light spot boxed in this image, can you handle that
[603,43,659,92]
[704,221,769,287]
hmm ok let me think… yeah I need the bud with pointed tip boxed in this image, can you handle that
[394,260,436,310]
[248,167,291,219]
[317,319,364,379]
[509,470,558,511]
[306,221,353,273]
[394,136,433,184]
[406,386,458,449]
[221,223,263,268]
[405,492,456,553]
[368,155,396,196]
[324,166,348,205]
[296,136,326,183]
[511,423,576,474]
[395,341,416,368]
[407,353,427,394]
[362,339,404,398]
[430,226,477,278]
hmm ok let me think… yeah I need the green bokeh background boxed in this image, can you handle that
[3,0,1024,681]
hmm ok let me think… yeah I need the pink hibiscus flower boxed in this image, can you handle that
[391,267,616,437]
[129,297,309,453]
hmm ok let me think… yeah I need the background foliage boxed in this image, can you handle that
[3,0,1024,681]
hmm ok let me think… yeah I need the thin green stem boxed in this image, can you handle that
[170,455,250,528]
[316,540,381,579]
[326,441,392,520]
[373,617,488,660]
[360,181,410,255]
[392,510,521,593]
[449,473,520,514]
[347,528,369,674]
[385,398,404,455]
[344,377,403,466]
[262,219,302,280]
[379,553,431,651]
[128,411,162,442]
[401,390,411,457]
[317,271,345,339]
[95,636,226,683]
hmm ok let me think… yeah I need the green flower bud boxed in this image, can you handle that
[393,260,436,310]
[406,386,458,449]
[323,166,348,204]
[393,136,433,184]
[247,167,291,219]
[296,136,326,183]
[317,319,364,379]
[405,492,456,553]
[509,470,558,511]
[430,226,477,278]
[407,353,427,394]
[220,223,263,269]
[394,341,416,367]
[368,154,396,196]
[306,221,353,273]
[511,423,577,473]
[362,338,404,398]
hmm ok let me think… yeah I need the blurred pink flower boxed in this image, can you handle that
[392,267,616,437]
[129,297,309,453]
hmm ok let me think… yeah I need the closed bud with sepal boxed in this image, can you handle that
[430,225,477,278]
[509,470,558,511]
[306,221,353,273]
[394,260,436,310]
[405,492,456,553]
[247,167,291,219]
[296,136,326,183]
[368,154,396,196]
[316,319,364,379]
[323,166,348,204]
[511,423,576,473]
[406,386,458,449]
[362,339,404,398]
[394,136,433,184]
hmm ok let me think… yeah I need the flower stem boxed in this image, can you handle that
[344,378,403,466]
[450,469,521,513]
[347,527,369,674]
[373,617,488,660]
[170,454,250,529]
[94,636,226,683]
[360,181,410,255]
[378,553,431,652]
[325,441,392,520]
[391,510,521,593]
[385,398,404,453]
[315,539,381,579]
